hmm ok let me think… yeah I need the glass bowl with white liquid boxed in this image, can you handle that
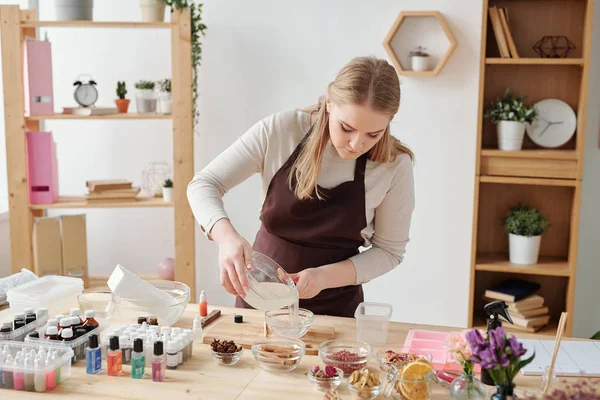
[244,252,299,311]
[265,307,313,338]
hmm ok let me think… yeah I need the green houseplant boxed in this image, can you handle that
[162,178,173,202]
[484,88,538,151]
[158,78,172,114]
[503,203,549,265]
[115,81,130,113]
[134,80,157,114]
[409,46,430,71]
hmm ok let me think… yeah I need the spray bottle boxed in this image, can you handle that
[481,300,513,386]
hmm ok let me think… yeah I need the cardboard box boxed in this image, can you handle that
[32,216,62,277]
[60,214,89,287]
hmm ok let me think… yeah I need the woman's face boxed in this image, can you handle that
[327,101,390,160]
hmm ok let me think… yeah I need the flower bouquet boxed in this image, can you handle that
[466,327,535,399]
[444,332,486,399]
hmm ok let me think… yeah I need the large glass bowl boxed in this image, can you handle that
[318,340,372,376]
[265,307,313,338]
[243,252,298,311]
[110,280,190,326]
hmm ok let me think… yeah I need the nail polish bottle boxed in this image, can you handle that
[151,341,166,382]
[107,336,122,376]
[86,334,102,374]
[131,338,145,379]
[199,290,208,317]
[34,358,46,392]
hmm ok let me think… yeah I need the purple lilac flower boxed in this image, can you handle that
[498,353,510,367]
[478,346,498,369]
[466,329,487,353]
[508,335,526,358]
[490,327,506,352]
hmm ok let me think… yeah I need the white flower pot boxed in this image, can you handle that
[509,233,542,265]
[54,0,93,21]
[162,187,173,203]
[158,93,172,114]
[497,121,526,151]
[411,56,429,72]
[135,89,157,114]
[139,0,166,22]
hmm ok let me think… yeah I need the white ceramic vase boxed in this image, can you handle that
[158,93,172,114]
[497,121,526,151]
[509,233,541,265]
[162,187,173,203]
[140,0,166,22]
[411,56,429,71]
[54,0,93,21]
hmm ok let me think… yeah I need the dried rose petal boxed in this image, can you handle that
[312,365,320,375]
[325,366,337,378]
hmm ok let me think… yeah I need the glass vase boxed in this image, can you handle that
[491,384,515,400]
[449,372,486,399]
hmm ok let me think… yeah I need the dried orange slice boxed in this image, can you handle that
[398,361,433,400]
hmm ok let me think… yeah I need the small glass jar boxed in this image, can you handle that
[449,372,486,399]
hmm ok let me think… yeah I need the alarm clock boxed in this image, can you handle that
[73,74,98,107]
[526,98,577,148]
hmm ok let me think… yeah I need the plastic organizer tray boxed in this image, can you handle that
[0,316,49,342]
[101,323,194,366]
[402,329,481,374]
[7,276,83,318]
[0,341,73,392]
[24,319,107,365]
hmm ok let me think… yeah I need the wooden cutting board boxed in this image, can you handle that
[202,313,335,355]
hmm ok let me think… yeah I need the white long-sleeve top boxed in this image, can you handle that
[186,109,415,284]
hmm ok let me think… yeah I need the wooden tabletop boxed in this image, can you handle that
[5,304,587,399]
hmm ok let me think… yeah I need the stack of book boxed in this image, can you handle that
[488,5,519,58]
[484,278,550,333]
[85,179,140,202]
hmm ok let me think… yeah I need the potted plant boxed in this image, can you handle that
[162,178,173,202]
[409,46,430,71]
[115,81,130,113]
[466,327,535,400]
[484,88,538,151]
[503,203,549,265]
[134,80,157,114]
[139,0,166,22]
[54,0,94,21]
[158,78,172,114]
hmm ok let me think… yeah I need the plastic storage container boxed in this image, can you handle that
[354,302,393,344]
[24,319,106,365]
[7,276,84,318]
[0,341,74,392]
[0,315,49,342]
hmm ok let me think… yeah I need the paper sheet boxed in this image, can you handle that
[520,339,600,377]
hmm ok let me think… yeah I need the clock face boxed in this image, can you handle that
[526,99,577,148]
[74,84,98,107]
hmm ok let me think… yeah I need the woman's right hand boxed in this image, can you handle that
[210,219,253,297]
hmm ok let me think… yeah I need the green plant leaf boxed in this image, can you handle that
[483,88,538,124]
[503,202,550,236]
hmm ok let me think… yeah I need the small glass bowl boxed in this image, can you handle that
[265,307,313,339]
[307,367,344,392]
[318,340,372,376]
[376,347,433,373]
[251,337,305,372]
[210,348,243,366]
[348,382,383,400]
[77,290,114,320]
[384,365,435,400]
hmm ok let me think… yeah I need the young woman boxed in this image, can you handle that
[187,56,415,318]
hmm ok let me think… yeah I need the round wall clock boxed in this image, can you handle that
[526,98,577,148]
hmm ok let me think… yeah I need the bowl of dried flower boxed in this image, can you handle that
[307,365,344,392]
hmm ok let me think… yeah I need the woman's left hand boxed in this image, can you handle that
[289,268,326,299]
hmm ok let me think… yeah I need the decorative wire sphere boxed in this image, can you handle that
[533,36,576,58]
[142,162,172,196]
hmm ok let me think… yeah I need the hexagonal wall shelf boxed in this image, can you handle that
[383,11,457,77]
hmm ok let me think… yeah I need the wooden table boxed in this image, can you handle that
[5,304,587,399]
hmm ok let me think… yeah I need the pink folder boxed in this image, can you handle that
[24,39,54,116]
[26,131,59,204]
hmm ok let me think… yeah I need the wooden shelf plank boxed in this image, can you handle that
[475,253,571,277]
[21,21,172,29]
[479,176,578,187]
[474,314,559,337]
[480,149,578,160]
[485,58,584,66]
[26,113,172,121]
[29,196,173,210]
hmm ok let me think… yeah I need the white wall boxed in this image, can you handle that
[572,3,600,339]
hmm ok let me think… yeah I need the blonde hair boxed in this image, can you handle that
[290,56,414,200]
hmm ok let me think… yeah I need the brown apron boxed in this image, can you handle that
[235,130,368,317]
